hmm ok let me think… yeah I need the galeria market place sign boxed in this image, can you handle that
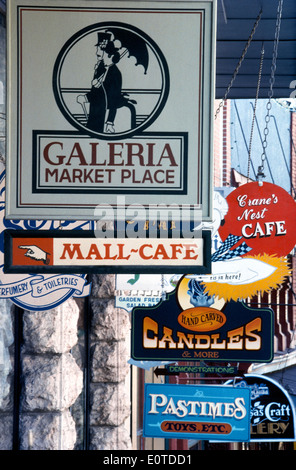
[6,0,215,221]
[4,230,211,274]
[143,383,251,441]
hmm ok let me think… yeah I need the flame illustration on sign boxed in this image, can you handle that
[201,254,291,301]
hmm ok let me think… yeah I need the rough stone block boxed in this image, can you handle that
[20,411,77,450]
[22,353,83,411]
[22,299,80,354]
[0,415,13,450]
[92,341,129,383]
[91,298,130,341]
[89,274,115,298]
[89,421,132,450]
[90,382,130,426]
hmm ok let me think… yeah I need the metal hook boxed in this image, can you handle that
[256,165,265,186]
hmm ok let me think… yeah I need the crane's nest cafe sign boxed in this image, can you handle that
[6,0,215,221]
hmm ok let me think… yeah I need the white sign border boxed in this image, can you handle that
[6,0,216,221]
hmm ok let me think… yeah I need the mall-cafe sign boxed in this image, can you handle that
[6,0,215,222]
[4,229,211,274]
[143,383,251,441]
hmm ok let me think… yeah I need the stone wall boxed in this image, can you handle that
[0,9,133,450]
[89,274,132,450]
[20,299,83,450]
[0,274,132,450]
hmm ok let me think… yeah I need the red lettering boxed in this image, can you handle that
[66,142,88,166]
[139,244,153,260]
[170,244,183,259]
[85,244,103,260]
[156,144,178,166]
[90,142,106,165]
[43,142,65,165]
[117,244,131,260]
[104,244,117,260]
[183,244,199,260]
[60,244,84,260]
[153,244,170,260]
[108,143,124,165]
[126,143,145,166]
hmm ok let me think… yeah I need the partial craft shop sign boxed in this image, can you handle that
[4,230,211,274]
[6,0,215,221]
[225,374,296,442]
[143,383,251,441]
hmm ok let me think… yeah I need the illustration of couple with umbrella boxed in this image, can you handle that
[77,28,149,135]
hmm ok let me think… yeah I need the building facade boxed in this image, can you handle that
[1,4,296,451]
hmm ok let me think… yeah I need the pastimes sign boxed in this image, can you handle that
[143,383,251,441]
[6,0,215,220]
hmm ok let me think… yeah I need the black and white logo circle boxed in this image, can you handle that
[53,22,170,140]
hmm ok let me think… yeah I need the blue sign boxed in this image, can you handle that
[143,383,251,441]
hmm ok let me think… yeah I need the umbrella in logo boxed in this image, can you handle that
[107,26,149,74]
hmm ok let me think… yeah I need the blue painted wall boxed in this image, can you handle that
[230,99,293,194]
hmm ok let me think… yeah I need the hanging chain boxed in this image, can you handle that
[247,42,265,181]
[257,0,283,183]
[215,9,262,120]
